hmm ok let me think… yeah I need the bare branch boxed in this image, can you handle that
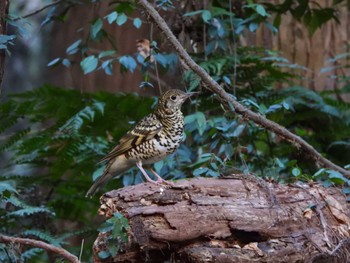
[0,235,80,263]
[138,0,350,178]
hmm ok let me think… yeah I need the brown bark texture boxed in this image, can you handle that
[0,0,9,90]
[93,177,350,263]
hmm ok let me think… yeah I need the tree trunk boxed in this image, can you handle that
[93,177,350,263]
[0,0,9,92]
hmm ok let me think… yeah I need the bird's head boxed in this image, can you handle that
[156,89,197,115]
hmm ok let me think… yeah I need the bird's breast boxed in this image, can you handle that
[126,116,184,163]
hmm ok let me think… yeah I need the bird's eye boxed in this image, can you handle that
[171,95,177,100]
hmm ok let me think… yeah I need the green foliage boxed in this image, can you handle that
[2,0,350,261]
[0,34,16,53]
[265,0,343,34]
[0,85,155,261]
[98,212,130,257]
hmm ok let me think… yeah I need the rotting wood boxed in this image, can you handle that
[93,177,350,263]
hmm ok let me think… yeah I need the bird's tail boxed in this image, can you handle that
[86,172,113,198]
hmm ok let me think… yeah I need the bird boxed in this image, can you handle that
[86,89,196,197]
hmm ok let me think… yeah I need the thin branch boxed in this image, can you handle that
[0,235,80,263]
[13,0,65,21]
[78,238,84,261]
[138,0,350,177]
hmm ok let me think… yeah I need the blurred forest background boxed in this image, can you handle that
[1,0,350,262]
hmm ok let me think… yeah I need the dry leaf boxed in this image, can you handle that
[334,225,350,237]
[321,194,350,226]
[303,207,314,219]
[136,39,154,62]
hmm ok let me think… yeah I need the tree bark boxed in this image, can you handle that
[93,177,350,263]
[0,0,9,93]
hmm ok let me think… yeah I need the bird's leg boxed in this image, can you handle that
[136,161,161,185]
[149,168,164,182]
[150,168,175,186]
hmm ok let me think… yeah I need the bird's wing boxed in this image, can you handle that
[98,114,162,163]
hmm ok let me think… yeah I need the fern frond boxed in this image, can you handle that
[0,128,31,152]
[280,86,323,103]
[20,248,43,261]
[5,195,24,207]
[0,182,18,195]
[0,115,18,134]
[9,207,55,217]
[22,230,64,247]
[5,195,55,217]
[17,134,51,155]
[59,101,105,133]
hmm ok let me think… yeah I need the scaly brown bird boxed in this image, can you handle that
[86,89,196,197]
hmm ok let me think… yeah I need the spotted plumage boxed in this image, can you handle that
[86,89,196,197]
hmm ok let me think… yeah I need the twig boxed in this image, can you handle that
[229,0,237,96]
[78,238,84,261]
[13,0,65,21]
[315,204,332,249]
[150,0,162,94]
[138,0,350,178]
[0,235,80,263]
[330,238,350,255]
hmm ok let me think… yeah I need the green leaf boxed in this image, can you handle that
[206,169,219,177]
[47,57,61,67]
[115,2,135,13]
[249,22,258,32]
[232,124,245,137]
[256,5,267,17]
[292,167,301,177]
[342,187,350,195]
[201,10,212,23]
[91,18,103,39]
[66,39,82,55]
[154,160,164,174]
[275,158,285,168]
[193,167,209,176]
[105,11,118,24]
[210,162,218,170]
[62,58,71,68]
[133,18,142,29]
[98,251,111,259]
[119,55,137,72]
[323,179,333,188]
[116,13,127,26]
[0,34,16,43]
[80,55,98,74]
[183,10,205,17]
[327,170,347,184]
[98,50,116,59]
[183,10,212,23]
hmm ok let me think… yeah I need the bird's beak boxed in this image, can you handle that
[185,92,199,98]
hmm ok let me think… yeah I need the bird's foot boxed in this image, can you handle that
[156,178,175,187]
[146,177,174,187]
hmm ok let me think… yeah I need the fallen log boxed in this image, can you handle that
[92,176,350,263]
